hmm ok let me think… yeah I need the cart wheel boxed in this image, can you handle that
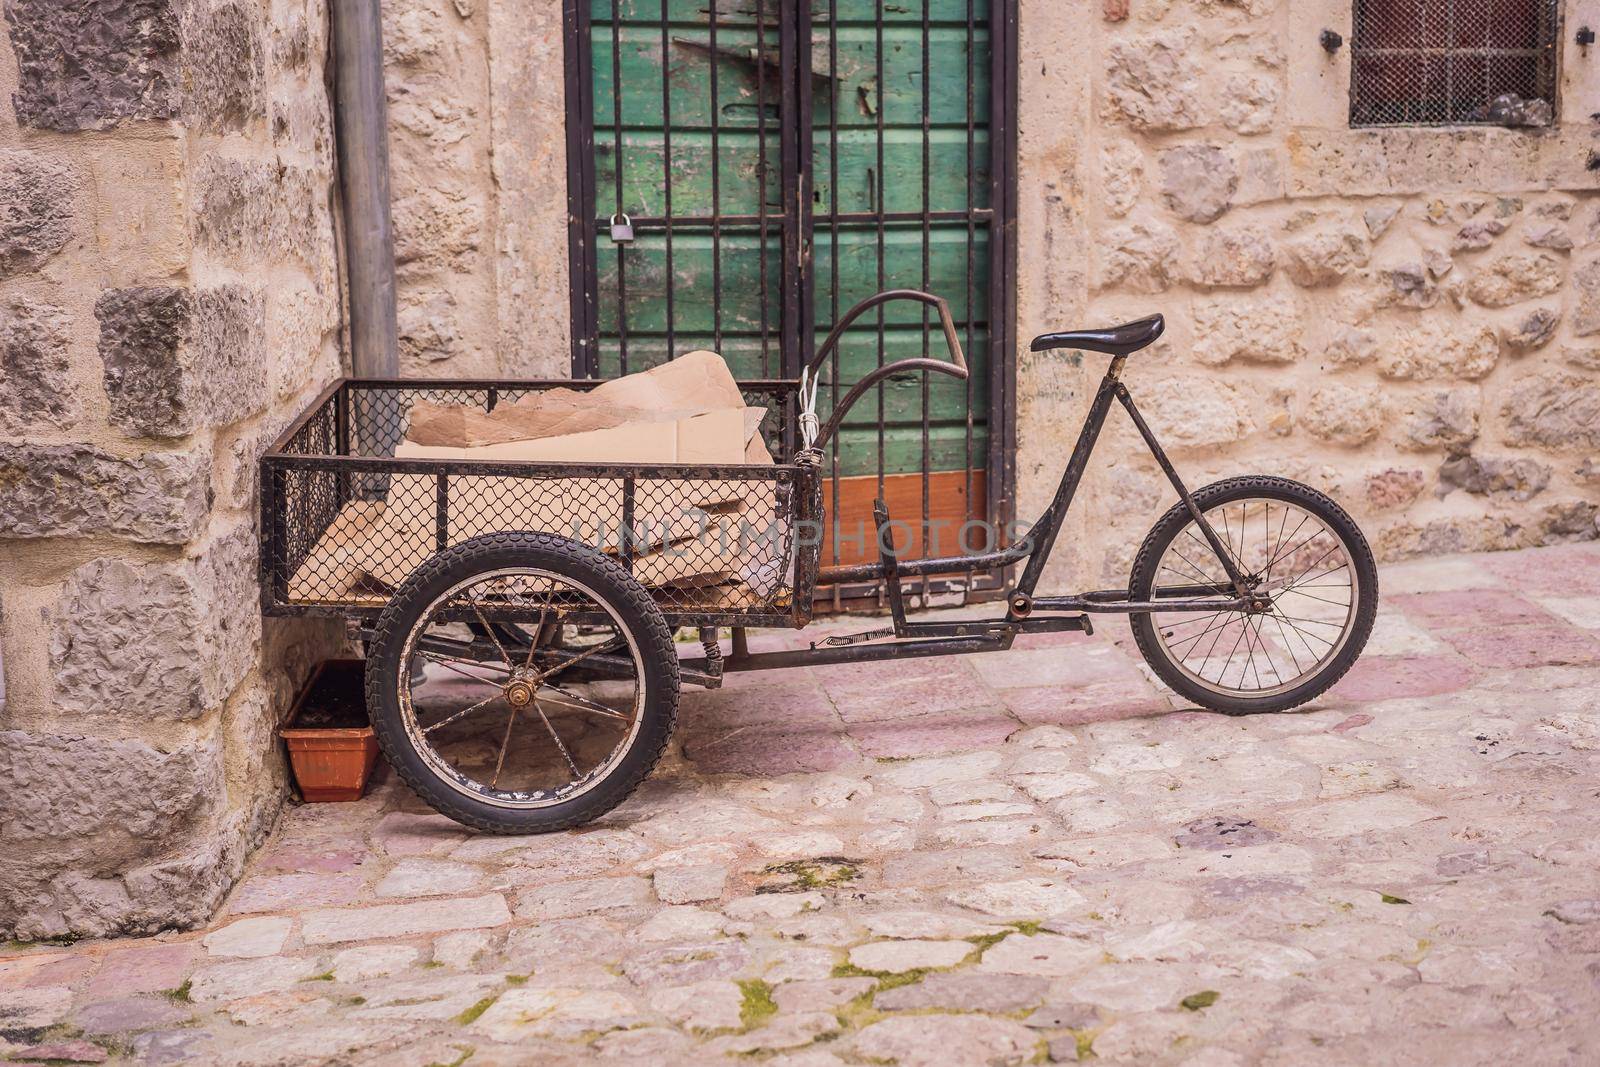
[365,532,679,834]
[1127,476,1377,716]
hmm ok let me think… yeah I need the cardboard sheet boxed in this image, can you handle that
[402,350,749,448]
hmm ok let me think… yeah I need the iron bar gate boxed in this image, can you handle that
[562,0,1016,610]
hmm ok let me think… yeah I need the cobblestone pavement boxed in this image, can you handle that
[5,543,1600,1066]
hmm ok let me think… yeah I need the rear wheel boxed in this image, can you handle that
[366,532,678,833]
[1128,476,1377,715]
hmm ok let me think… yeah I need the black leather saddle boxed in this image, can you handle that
[1029,314,1164,357]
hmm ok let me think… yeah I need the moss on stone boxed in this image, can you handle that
[737,978,778,1029]
[455,995,499,1026]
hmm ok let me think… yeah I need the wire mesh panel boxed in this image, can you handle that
[261,382,817,627]
[1350,0,1560,126]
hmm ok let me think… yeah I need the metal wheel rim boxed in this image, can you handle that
[396,566,646,810]
[1147,498,1361,700]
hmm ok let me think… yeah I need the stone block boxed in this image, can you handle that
[0,441,210,543]
[0,299,77,433]
[1191,227,1275,288]
[1300,384,1384,446]
[1379,323,1498,381]
[1466,253,1564,308]
[0,151,77,276]
[1192,295,1301,365]
[1376,262,1441,309]
[4,0,181,129]
[179,0,264,131]
[393,182,484,274]
[1502,307,1559,351]
[1364,468,1426,510]
[191,156,320,264]
[1103,30,1204,131]
[1159,144,1236,223]
[96,285,268,437]
[1574,257,1600,337]
[1283,226,1370,287]
[399,288,473,366]
[1220,72,1277,134]
[49,525,258,720]
[1439,454,1551,501]
[1502,373,1600,451]
[1396,387,1480,452]
[1133,377,1256,450]
[1099,140,1143,217]
[0,730,219,861]
[1452,219,1505,251]
[1285,130,1387,197]
[1323,325,1376,366]
[1096,222,1180,293]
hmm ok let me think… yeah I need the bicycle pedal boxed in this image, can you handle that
[814,627,896,649]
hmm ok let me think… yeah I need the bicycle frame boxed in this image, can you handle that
[692,351,1258,678]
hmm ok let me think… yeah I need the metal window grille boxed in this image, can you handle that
[1350,0,1560,127]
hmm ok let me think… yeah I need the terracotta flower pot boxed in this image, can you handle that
[280,659,380,802]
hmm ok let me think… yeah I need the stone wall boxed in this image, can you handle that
[384,0,1597,592]
[1016,0,1600,589]
[0,0,343,940]
[381,0,570,377]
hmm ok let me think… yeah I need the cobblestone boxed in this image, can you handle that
[2,545,1598,1061]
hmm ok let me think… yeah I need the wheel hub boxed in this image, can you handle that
[504,679,536,707]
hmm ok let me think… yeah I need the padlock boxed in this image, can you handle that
[608,213,634,243]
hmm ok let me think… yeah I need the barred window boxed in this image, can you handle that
[1350,0,1560,127]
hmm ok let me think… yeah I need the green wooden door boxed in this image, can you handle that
[571,0,1009,592]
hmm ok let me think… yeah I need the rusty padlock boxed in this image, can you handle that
[608,213,635,243]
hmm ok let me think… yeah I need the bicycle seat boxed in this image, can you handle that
[1029,314,1164,356]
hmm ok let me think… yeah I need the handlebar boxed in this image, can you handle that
[800,289,969,453]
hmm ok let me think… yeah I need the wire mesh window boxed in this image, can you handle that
[1350,0,1560,127]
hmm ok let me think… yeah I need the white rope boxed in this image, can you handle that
[798,365,821,451]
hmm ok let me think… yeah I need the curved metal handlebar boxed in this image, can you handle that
[800,289,969,453]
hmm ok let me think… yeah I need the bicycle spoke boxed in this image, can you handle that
[538,683,632,723]
[466,592,515,669]
[421,692,503,735]
[418,652,510,687]
[523,592,553,672]
[534,702,582,779]
[538,636,628,682]
[490,706,518,789]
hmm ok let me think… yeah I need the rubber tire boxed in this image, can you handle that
[1127,476,1378,716]
[365,532,679,834]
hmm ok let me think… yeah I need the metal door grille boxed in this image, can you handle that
[1350,0,1560,126]
[563,0,1017,610]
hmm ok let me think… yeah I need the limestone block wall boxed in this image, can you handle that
[0,0,343,940]
[1017,0,1600,589]
[380,0,570,377]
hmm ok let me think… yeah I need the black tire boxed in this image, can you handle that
[1128,476,1377,716]
[366,532,679,834]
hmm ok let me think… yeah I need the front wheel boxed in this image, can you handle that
[1128,476,1377,715]
[366,532,679,833]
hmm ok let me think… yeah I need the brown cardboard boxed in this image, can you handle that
[395,407,754,465]
[401,350,751,449]
[404,402,533,447]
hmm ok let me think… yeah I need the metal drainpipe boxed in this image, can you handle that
[330,0,399,383]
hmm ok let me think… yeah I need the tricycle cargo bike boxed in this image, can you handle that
[262,291,1377,833]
